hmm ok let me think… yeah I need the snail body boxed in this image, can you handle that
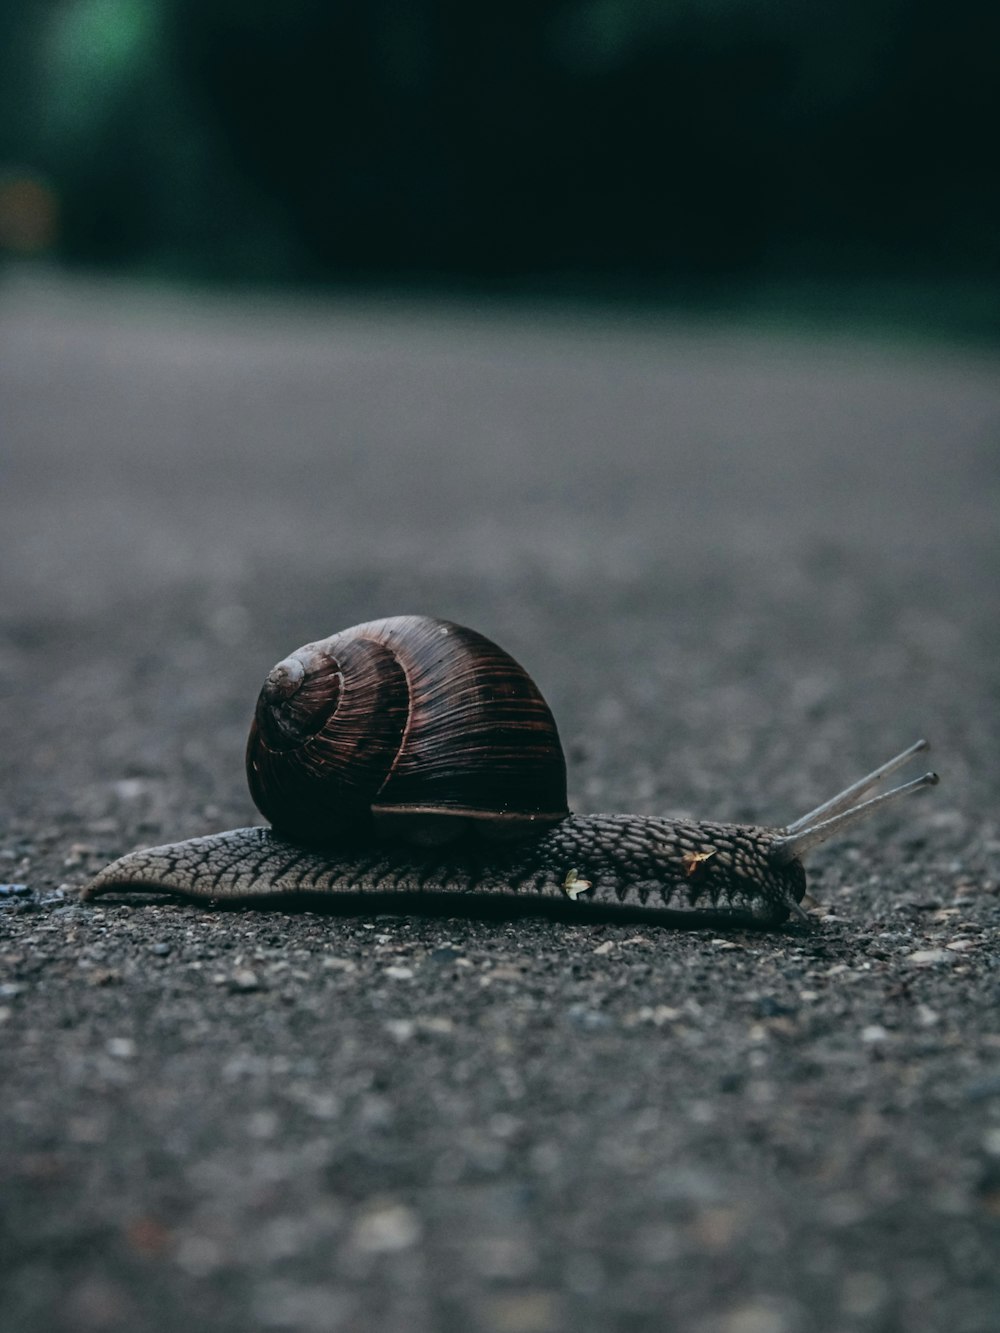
[83,616,939,927]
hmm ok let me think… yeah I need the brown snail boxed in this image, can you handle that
[83,615,939,926]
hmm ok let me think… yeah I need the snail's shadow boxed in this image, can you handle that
[83,888,805,933]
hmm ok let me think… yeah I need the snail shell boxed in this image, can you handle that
[246,616,569,847]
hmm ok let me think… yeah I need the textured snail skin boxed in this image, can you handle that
[81,813,807,927]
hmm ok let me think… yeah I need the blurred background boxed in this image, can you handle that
[3,10,1000,1333]
[1,0,997,336]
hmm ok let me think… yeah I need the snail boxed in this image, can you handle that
[82,615,939,927]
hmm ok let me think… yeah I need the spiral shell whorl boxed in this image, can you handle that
[246,616,568,846]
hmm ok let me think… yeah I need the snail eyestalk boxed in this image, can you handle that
[770,770,939,865]
[784,738,930,835]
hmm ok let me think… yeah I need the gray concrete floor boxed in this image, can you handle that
[1,271,999,1332]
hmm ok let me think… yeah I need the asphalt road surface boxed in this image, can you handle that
[2,272,999,1333]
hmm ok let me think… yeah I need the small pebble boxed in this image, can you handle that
[635,1005,681,1026]
[351,1203,421,1254]
[321,956,356,972]
[385,1019,415,1042]
[230,969,262,991]
[0,884,31,897]
[567,1004,612,1031]
[905,949,954,965]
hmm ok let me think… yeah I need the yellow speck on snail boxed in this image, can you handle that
[682,849,717,877]
[562,868,592,900]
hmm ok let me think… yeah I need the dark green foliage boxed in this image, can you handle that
[2,0,996,300]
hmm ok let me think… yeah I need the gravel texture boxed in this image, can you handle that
[1,273,999,1333]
